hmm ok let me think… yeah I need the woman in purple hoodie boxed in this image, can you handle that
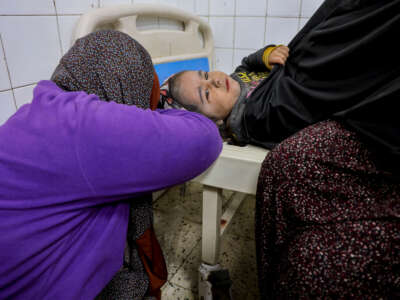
[0,30,222,299]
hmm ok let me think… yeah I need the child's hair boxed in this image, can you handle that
[168,71,200,113]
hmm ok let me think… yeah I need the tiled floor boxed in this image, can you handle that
[153,182,260,300]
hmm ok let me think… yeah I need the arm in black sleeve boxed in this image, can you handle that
[234,45,275,73]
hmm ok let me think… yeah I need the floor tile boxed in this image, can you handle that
[155,182,260,299]
[154,183,232,224]
[153,209,201,278]
[162,281,198,300]
[218,234,259,299]
[169,241,201,293]
[223,195,256,240]
[169,233,259,299]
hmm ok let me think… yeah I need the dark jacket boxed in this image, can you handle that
[226,0,400,174]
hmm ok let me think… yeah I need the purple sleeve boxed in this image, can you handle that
[76,100,222,197]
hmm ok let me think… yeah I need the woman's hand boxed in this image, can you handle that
[269,45,290,66]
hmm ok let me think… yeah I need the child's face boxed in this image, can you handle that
[178,70,240,120]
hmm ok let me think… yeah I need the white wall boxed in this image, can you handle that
[0,0,323,125]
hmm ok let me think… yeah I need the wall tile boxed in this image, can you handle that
[14,84,36,108]
[0,1,313,119]
[0,39,11,91]
[0,16,61,87]
[235,17,265,50]
[58,16,81,54]
[265,17,299,45]
[200,16,209,23]
[159,0,178,6]
[236,0,266,16]
[268,0,301,17]
[301,0,324,18]
[100,0,131,7]
[214,48,233,74]
[0,90,16,126]
[55,0,98,14]
[0,0,55,15]
[299,18,309,30]
[233,48,254,69]
[159,0,194,13]
[134,0,160,4]
[210,0,235,16]
[209,17,234,48]
[195,0,208,15]
[178,0,195,13]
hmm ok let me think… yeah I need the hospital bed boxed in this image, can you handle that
[72,4,269,298]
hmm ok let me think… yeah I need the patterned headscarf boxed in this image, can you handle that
[51,30,159,110]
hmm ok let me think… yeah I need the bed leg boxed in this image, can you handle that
[199,186,234,299]
[199,186,222,299]
[201,185,222,265]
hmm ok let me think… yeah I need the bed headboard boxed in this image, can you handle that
[72,4,214,84]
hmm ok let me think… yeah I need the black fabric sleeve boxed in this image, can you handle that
[243,0,400,176]
[234,45,275,73]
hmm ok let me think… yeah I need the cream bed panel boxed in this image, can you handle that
[72,4,213,68]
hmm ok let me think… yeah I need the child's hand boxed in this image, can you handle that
[269,45,290,66]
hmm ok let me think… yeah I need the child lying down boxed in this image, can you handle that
[159,44,289,146]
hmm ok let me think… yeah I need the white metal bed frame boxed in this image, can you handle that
[72,4,269,298]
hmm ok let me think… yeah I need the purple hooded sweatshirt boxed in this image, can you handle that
[0,80,222,299]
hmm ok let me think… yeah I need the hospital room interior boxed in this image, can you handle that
[1,0,399,300]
